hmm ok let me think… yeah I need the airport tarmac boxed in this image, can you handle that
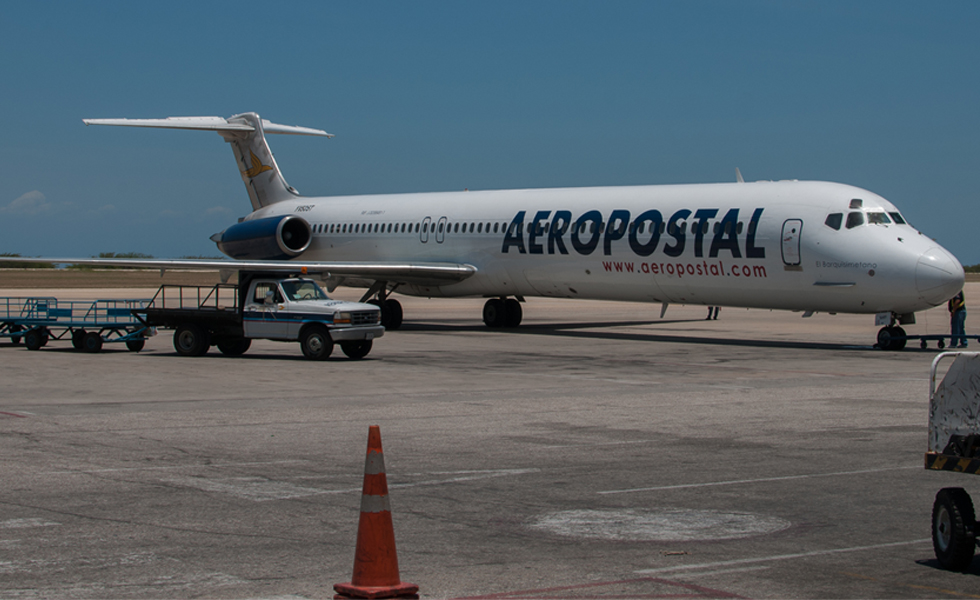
[2,281,980,599]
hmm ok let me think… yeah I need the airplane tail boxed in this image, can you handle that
[83,113,333,211]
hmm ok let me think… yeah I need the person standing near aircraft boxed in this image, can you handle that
[948,290,967,348]
[706,306,720,320]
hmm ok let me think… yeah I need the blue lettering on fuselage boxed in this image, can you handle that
[500,208,767,259]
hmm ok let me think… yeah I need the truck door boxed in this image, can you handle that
[781,219,803,266]
[243,282,290,339]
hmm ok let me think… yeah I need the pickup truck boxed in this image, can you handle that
[135,273,384,360]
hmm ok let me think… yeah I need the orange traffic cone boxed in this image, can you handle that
[334,426,419,600]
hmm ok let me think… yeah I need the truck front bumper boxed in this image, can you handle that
[330,325,385,341]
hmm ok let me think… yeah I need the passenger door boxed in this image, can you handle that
[781,219,803,266]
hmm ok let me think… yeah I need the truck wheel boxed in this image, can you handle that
[300,325,333,360]
[932,487,977,571]
[24,329,45,351]
[341,340,372,359]
[126,339,146,352]
[82,332,104,353]
[72,329,87,350]
[217,338,251,356]
[174,324,209,356]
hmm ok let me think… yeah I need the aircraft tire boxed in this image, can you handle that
[483,298,506,328]
[932,487,976,571]
[341,340,372,360]
[72,329,87,350]
[126,339,146,352]
[504,298,523,328]
[217,338,251,356]
[82,331,103,353]
[24,329,45,351]
[174,323,209,357]
[383,299,403,330]
[877,326,906,351]
[300,325,333,360]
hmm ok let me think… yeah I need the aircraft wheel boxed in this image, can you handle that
[217,338,251,356]
[300,325,333,360]
[891,326,907,350]
[504,298,523,327]
[126,339,146,352]
[72,329,87,350]
[24,329,45,351]
[341,340,372,359]
[932,487,977,571]
[383,299,403,330]
[82,331,103,353]
[174,324,209,356]
[483,298,506,328]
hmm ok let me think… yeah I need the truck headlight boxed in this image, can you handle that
[335,311,352,324]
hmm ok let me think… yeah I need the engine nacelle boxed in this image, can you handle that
[212,215,312,260]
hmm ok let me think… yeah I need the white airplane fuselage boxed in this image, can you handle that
[245,179,961,316]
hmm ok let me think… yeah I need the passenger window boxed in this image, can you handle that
[713,222,720,234]
[825,213,843,230]
[889,212,907,225]
[737,222,743,235]
[845,212,865,229]
[867,212,891,225]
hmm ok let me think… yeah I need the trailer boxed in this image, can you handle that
[925,351,980,570]
[875,328,980,351]
[0,296,152,352]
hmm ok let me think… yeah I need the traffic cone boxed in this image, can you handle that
[334,426,419,600]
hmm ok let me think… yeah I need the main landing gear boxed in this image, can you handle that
[483,297,523,328]
[361,282,403,330]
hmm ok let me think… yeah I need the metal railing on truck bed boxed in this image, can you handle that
[144,284,239,311]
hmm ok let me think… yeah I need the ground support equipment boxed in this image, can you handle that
[925,351,980,570]
[0,296,152,353]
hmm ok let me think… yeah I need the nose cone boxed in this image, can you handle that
[916,246,965,306]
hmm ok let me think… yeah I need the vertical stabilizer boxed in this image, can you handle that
[83,113,333,210]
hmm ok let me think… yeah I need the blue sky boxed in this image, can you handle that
[2,2,978,262]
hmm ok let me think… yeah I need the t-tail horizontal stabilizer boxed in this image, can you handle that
[83,113,332,211]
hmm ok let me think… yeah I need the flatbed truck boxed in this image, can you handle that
[134,272,383,360]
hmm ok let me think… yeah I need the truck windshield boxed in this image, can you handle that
[280,280,329,301]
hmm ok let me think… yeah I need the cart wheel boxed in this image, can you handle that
[932,487,976,571]
[10,324,22,345]
[82,331,103,353]
[921,339,928,349]
[24,329,45,351]
[939,339,946,350]
[72,329,87,350]
[126,339,146,352]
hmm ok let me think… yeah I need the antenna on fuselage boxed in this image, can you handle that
[735,168,744,183]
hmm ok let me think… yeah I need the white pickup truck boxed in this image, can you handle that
[135,274,384,360]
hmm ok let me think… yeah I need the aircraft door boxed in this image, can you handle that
[436,216,447,243]
[420,217,431,243]
[781,219,803,266]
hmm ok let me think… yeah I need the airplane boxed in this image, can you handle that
[13,112,965,350]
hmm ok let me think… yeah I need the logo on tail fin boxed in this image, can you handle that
[242,150,274,178]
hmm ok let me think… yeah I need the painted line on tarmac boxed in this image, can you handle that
[599,465,919,495]
[635,538,931,575]
[40,460,307,475]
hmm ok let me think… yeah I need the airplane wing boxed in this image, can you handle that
[0,257,477,286]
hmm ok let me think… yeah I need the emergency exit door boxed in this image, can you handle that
[781,219,803,266]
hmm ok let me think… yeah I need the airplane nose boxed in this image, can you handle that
[916,246,964,306]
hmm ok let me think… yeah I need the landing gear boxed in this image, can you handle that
[876,325,907,351]
[483,297,523,328]
[370,298,403,330]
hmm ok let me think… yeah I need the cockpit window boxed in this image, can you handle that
[845,212,865,229]
[280,279,329,301]
[888,212,907,225]
[867,212,892,225]
[824,213,843,230]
